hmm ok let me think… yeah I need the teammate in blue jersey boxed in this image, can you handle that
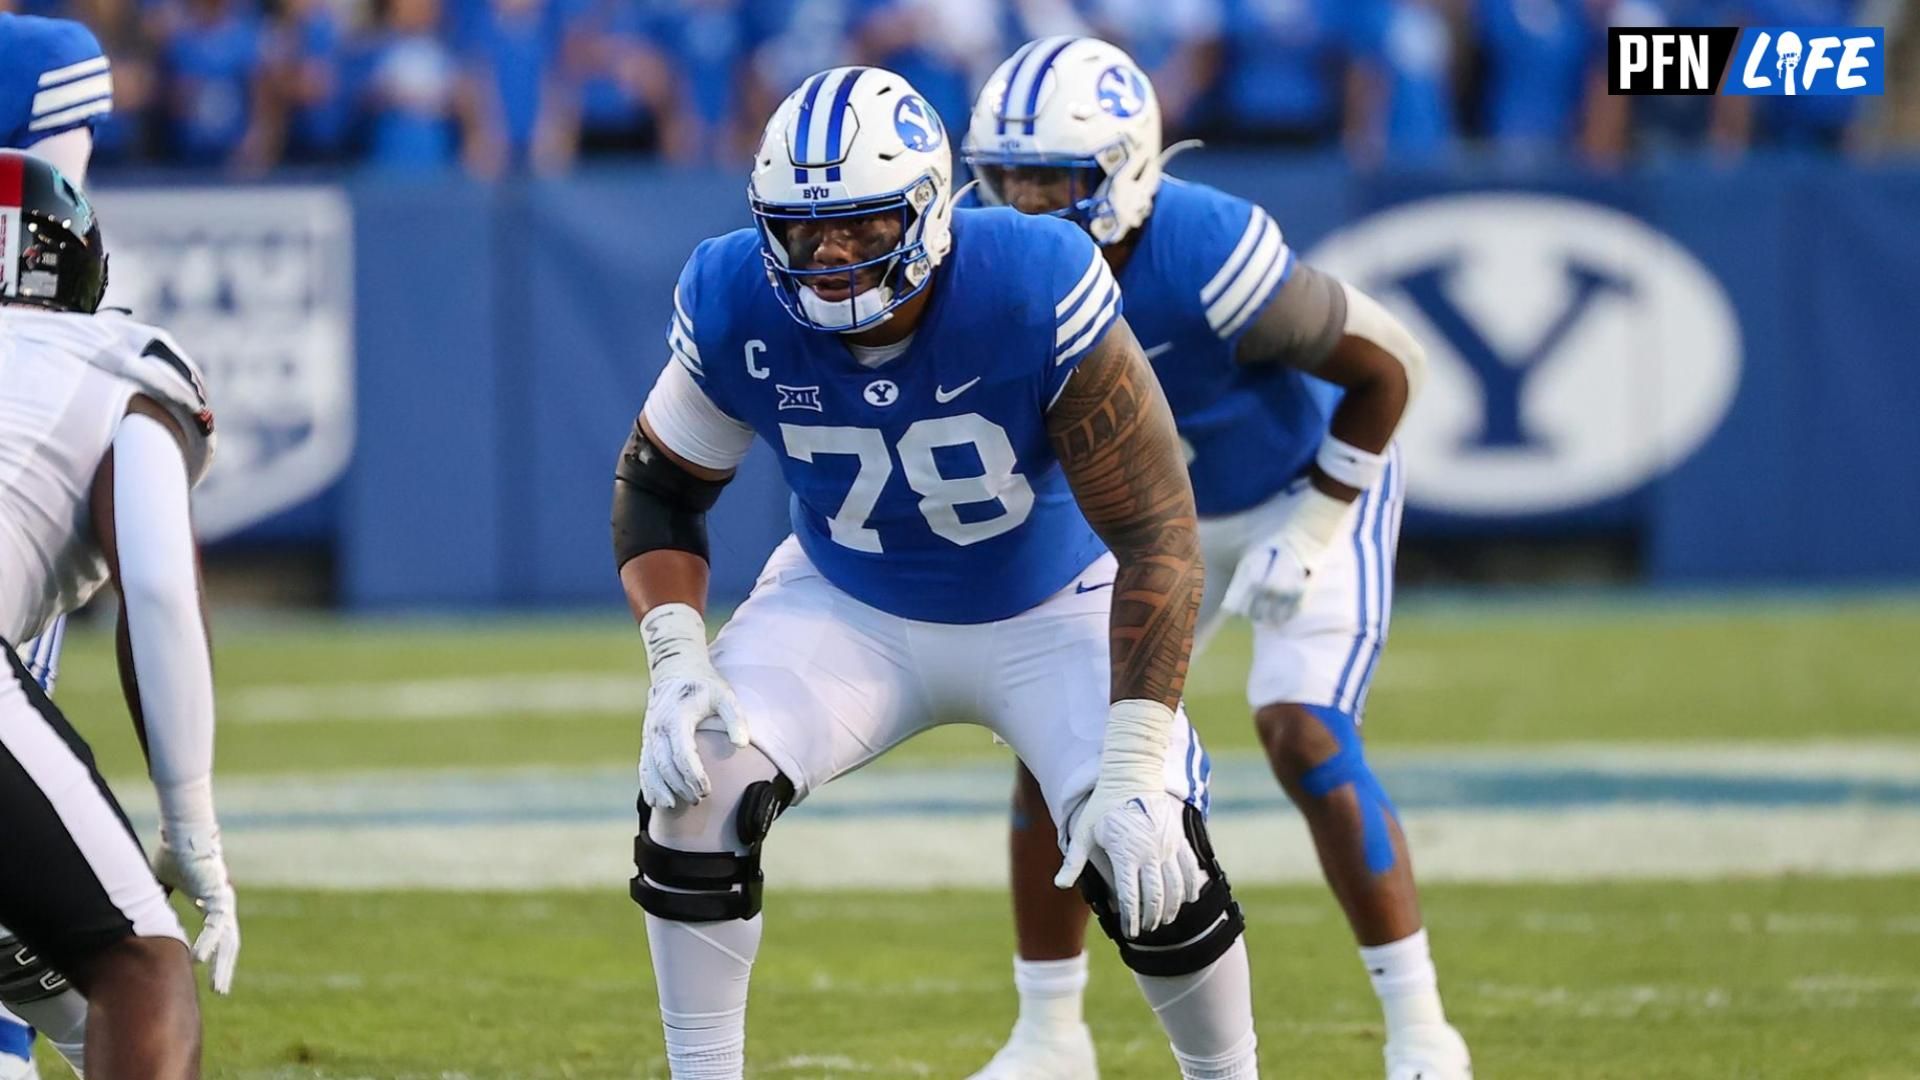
[1,12,112,187]
[0,16,112,1077]
[960,38,1471,1080]
[615,65,1263,1080]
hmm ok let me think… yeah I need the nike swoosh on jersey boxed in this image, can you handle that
[1074,580,1112,594]
[1143,341,1174,360]
[933,376,982,403]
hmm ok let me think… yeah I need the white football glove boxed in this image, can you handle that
[1221,485,1354,629]
[1055,700,1205,939]
[638,603,749,810]
[153,824,239,994]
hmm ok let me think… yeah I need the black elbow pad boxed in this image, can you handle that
[611,420,728,570]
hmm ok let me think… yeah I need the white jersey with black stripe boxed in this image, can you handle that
[0,307,213,645]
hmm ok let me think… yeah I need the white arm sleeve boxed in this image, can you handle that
[27,128,94,187]
[1341,279,1427,407]
[639,360,755,472]
[113,412,217,832]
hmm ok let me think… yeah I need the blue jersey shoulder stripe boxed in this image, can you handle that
[1055,252,1120,364]
[1202,208,1289,338]
[668,285,703,374]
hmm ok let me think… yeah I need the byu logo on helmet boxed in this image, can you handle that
[751,67,956,333]
[1096,65,1148,118]
[893,95,943,151]
[1308,193,1741,516]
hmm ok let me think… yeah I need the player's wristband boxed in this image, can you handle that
[1101,699,1176,784]
[639,602,712,680]
[1315,435,1389,492]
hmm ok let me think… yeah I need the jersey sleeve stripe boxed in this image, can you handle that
[1055,254,1117,349]
[1054,251,1106,318]
[1056,280,1120,365]
[1215,245,1292,340]
[32,72,111,117]
[1056,288,1120,365]
[1204,216,1285,335]
[672,285,695,333]
[1199,207,1272,307]
[37,55,109,87]
[667,324,702,376]
[27,98,110,134]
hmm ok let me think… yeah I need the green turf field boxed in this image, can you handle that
[143,878,1920,1078]
[28,594,1920,1078]
[45,593,1920,781]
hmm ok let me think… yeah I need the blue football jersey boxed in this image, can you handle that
[668,207,1118,624]
[1119,178,1341,516]
[0,14,113,151]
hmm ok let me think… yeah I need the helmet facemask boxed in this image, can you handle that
[752,176,941,333]
[967,139,1135,244]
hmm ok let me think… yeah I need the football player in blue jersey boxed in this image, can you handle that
[0,14,114,1077]
[615,65,1262,1080]
[959,38,1471,1080]
[1,11,112,187]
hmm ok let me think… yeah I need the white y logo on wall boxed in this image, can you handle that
[1308,193,1742,515]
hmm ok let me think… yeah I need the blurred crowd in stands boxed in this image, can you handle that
[7,0,1913,177]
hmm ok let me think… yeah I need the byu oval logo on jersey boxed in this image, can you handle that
[1096,65,1149,118]
[1307,193,1742,515]
[863,379,900,407]
[893,96,943,151]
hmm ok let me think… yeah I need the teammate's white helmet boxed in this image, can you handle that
[965,37,1162,246]
[749,66,954,333]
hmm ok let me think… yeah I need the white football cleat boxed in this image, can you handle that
[966,1020,1099,1080]
[1385,1023,1472,1080]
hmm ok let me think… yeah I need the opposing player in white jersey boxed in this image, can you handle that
[0,150,239,1078]
[0,20,114,1073]
[618,66,1261,1079]
[960,39,1470,1080]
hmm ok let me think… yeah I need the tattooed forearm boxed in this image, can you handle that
[1047,318,1203,708]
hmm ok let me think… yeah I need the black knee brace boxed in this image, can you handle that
[1079,805,1247,977]
[0,934,70,1006]
[630,774,795,922]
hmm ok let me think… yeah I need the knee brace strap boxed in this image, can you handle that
[0,934,70,1006]
[1080,806,1247,977]
[630,774,794,922]
[1298,704,1400,874]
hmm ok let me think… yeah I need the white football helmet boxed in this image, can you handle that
[749,66,955,333]
[965,37,1162,246]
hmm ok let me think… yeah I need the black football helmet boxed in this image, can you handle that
[0,149,107,314]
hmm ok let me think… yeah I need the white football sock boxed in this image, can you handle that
[1013,953,1088,1032]
[640,733,782,1080]
[647,913,761,1080]
[1360,927,1448,1036]
[1134,937,1259,1079]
